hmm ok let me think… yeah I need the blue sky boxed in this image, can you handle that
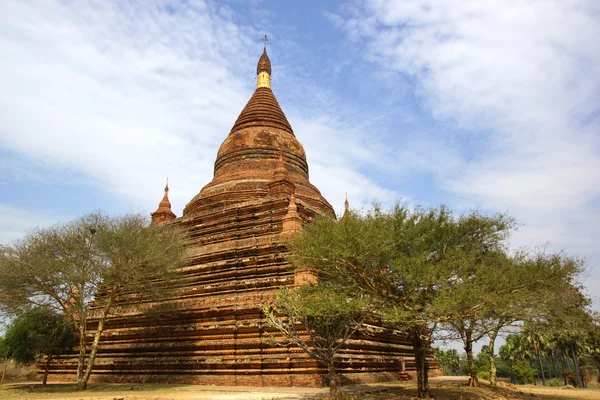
[1,0,599,344]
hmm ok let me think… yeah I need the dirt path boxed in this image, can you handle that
[1,377,599,400]
[0,382,325,400]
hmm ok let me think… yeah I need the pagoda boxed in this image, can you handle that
[51,41,416,386]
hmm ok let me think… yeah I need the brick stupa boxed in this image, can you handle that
[51,43,417,386]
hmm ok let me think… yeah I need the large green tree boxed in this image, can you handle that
[288,204,512,397]
[288,205,438,398]
[263,284,371,397]
[529,284,594,388]
[486,251,583,389]
[414,210,516,388]
[0,213,185,391]
[2,307,76,385]
[435,348,460,375]
[584,315,600,383]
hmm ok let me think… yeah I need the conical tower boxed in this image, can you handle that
[151,181,176,224]
[52,41,416,387]
[184,43,333,217]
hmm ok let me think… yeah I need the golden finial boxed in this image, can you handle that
[257,35,272,89]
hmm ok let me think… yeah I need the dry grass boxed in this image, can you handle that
[0,361,36,385]
[0,376,598,400]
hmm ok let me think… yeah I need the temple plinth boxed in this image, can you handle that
[50,43,421,386]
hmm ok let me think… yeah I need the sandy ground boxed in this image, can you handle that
[1,376,599,400]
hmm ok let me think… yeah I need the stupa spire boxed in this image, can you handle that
[342,193,351,219]
[257,35,271,88]
[183,37,334,218]
[151,179,176,224]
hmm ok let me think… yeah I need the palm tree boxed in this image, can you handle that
[521,330,549,385]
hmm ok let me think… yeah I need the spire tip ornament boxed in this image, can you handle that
[257,35,272,89]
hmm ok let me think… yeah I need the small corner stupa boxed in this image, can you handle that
[51,37,417,387]
[151,180,176,224]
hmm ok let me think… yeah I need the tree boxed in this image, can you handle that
[475,345,491,375]
[500,336,517,383]
[435,348,460,375]
[0,337,7,387]
[262,284,371,397]
[288,204,488,398]
[0,213,185,390]
[528,282,593,388]
[581,313,600,383]
[426,212,516,388]
[2,307,76,385]
[482,251,584,389]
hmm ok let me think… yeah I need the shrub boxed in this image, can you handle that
[566,373,578,386]
[477,371,491,380]
[512,360,535,384]
[547,378,562,387]
[24,367,38,379]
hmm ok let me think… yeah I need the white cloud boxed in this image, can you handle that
[0,203,61,244]
[333,0,600,306]
[0,0,393,228]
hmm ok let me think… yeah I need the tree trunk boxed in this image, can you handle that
[76,323,86,382]
[536,349,546,386]
[327,361,338,397]
[42,354,52,386]
[509,359,515,384]
[412,333,430,398]
[489,331,498,390]
[561,350,569,386]
[464,339,478,387]
[0,360,7,387]
[550,350,557,379]
[78,294,114,391]
[570,344,583,388]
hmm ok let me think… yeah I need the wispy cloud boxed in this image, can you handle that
[0,203,62,244]
[332,0,600,306]
[0,0,394,233]
[333,0,600,247]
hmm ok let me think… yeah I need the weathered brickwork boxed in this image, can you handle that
[49,48,426,386]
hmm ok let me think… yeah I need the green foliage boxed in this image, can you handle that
[3,307,75,365]
[495,357,512,378]
[0,212,186,390]
[547,378,563,387]
[513,360,535,384]
[24,368,38,379]
[263,284,371,396]
[287,202,590,393]
[434,348,460,375]
[475,345,491,373]
[459,353,470,376]
[477,370,490,380]
[0,337,8,360]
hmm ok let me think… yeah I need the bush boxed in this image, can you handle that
[477,371,491,380]
[513,360,535,384]
[24,367,38,380]
[547,378,563,387]
[495,358,511,378]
